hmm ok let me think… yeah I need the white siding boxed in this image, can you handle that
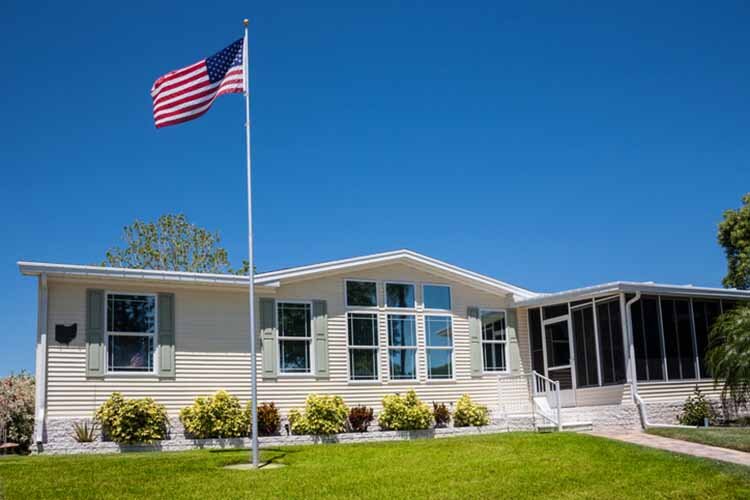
[44,263,517,418]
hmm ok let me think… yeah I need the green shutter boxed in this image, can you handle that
[313,300,329,379]
[468,306,482,377]
[259,298,277,379]
[506,309,521,374]
[158,293,176,379]
[85,289,106,378]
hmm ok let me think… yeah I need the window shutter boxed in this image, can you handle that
[259,298,277,379]
[506,309,521,374]
[313,300,329,379]
[157,293,176,379]
[85,289,106,378]
[468,306,482,377]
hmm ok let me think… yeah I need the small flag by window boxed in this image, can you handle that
[151,38,245,128]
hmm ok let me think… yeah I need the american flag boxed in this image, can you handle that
[151,38,245,128]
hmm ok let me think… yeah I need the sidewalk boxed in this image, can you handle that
[594,431,750,467]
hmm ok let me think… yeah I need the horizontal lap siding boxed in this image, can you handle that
[636,380,723,402]
[45,264,514,418]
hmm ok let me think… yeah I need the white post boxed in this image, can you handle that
[34,273,48,444]
[555,381,562,431]
[242,19,259,468]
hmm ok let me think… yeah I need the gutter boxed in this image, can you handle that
[34,273,48,444]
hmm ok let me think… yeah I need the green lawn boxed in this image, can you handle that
[1,433,749,499]
[648,426,750,453]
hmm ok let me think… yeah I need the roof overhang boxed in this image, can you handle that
[515,281,750,308]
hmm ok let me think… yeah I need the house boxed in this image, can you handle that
[18,249,750,451]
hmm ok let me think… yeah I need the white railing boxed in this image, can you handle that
[531,370,562,431]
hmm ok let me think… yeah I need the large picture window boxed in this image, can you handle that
[106,294,156,373]
[426,315,453,379]
[348,313,379,380]
[387,314,417,380]
[481,310,507,372]
[278,302,312,374]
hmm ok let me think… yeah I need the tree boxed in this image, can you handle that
[103,214,236,273]
[707,305,750,413]
[718,193,750,289]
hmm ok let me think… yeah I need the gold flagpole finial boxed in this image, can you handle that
[243,19,249,27]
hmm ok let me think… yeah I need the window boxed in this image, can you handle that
[481,310,507,372]
[528,308,544,373]
[660,298,696,380]
[426,315,453,379]
[692,300,721,379]
[596,299,626,385]
[348,313,379,380]
[346,280,377,307]
[385,282,415,308]
[631,296,664,381]
[571,304,598,387]
[387,314,417,379]
[423,285,451,310]
[543,303,568,320]
[278,302,312,373]
[106,294,156,373]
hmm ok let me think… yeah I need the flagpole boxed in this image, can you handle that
[242,18,259,468]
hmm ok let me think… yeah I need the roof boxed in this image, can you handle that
[515,281,750,307]
[17,249,538,299]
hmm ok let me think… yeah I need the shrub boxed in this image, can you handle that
[0,371,35,452]
[348,406,374,432]
[180,390,250,439]
[96,393,168,444]
[378,390,433,431]
[71,420,98,443]
[678,387,717,426]
[433,402,451,428]
[453,394,490,427]
[289,394,349,435]
[257,402,281,436]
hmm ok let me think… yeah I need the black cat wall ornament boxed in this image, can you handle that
[55,324,77,344]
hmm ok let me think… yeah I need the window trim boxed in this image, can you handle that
[344,279,379,309]
[104,291,158,376]
[276,300,315,376]
[384,281,417,310]
[479,308,510,374]
[386,313,418,381]
[424,314,455,381]
[421,283,453,312]
[346,311,380,382]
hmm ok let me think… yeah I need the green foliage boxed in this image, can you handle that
[378,390,433,431]
[95,393,168,444]
[707,305,750,411]
[453,394,490,427]
[347,406,374,432]
[288,395,349,435]
[678,387,717,426]
[0,371,35,452]
[102,213,240,273]
[179,391,250,439]
[257,403,281,436]
[718,193,750,289]
[71,420,98,443]
[432,402,451,428]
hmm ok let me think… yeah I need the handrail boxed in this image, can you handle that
[531,371,562,430]
[634,393,696,430]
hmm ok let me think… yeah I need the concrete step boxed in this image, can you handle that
[536,421,593,433]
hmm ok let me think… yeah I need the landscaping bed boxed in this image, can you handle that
[2,433,750,499]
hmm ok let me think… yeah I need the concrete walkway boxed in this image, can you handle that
[594,431,750,467]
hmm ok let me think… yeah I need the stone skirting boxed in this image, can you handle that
[37,416,536,455]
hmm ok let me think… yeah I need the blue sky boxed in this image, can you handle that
[2,1,749,375]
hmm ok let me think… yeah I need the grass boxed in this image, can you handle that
[647,426,750,453]
[1,432,750,499]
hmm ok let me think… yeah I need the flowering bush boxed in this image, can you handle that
[378,390,433,431]
[453,394,490,427]
[180,390,250,439]
[289,394,348,435]
[96,392,168,444]
[0,372,35,452]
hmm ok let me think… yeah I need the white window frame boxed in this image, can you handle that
[480,308,510,374]
[346,311,380,382]
[276,300,314,375]
[344,279,379,309]
[387,313,418,381]
[384,281,417,310]
[422,283,453,312]
[424,314,455,381]
[105,292,158,376]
